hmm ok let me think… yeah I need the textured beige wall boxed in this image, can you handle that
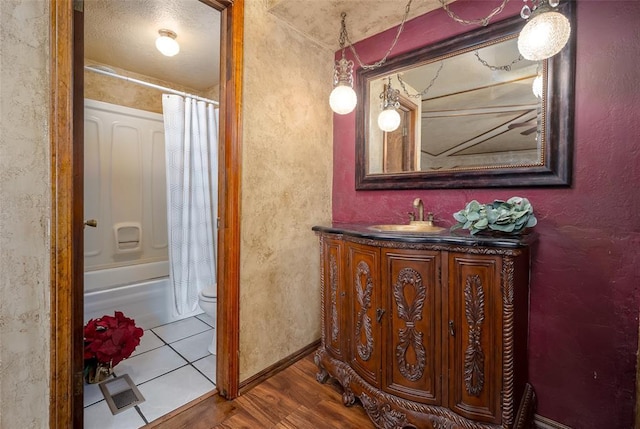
[84,60,218,114]
[0,0,51,427]
[239,1,333,379]
[0,2,334,425]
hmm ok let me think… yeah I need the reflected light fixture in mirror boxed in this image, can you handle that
[532,73,543,98]
[156,29,180,57]
[518,0,570,60]
[355,2,576,190]
[377,77,401,132]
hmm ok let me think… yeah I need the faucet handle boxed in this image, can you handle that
[408,212,416,222]
[427,212,434,222]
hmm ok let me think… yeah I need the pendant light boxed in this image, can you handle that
[517,0,571,61]
[329,1,413,115]
[329,51,357,115]
[438,0,569,61]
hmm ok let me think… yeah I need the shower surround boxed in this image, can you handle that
[83,99,200,328]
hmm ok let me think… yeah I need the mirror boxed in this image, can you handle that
[356,2,575,189]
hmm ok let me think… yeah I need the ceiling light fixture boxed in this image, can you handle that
[517,0,570,61]
[377,77,401,133]
[155,29,180,57]
[330,0,413,115]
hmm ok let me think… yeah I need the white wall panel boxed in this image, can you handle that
[151,130,168,249]
[84,116,103,257]
[84,99,169,272]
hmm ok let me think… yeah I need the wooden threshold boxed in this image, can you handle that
[140,352,373,429]
[145,341,321,427]
[143,390,220,428]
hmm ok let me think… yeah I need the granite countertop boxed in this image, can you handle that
[312,223,537,249]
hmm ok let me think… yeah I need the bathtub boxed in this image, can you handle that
[84,261,202,330]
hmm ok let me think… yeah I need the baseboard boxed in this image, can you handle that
[238,339,321,395]
[534,414,573,429]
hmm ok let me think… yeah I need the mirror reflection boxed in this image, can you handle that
[357,5,575,190]
[368,36,543,175]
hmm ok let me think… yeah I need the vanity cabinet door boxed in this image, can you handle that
[381,249,442,405]
[321,237,346,360]
[346,242,381,388]
[447,253,503,424]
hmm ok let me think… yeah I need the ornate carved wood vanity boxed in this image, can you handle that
[313,225,536,429]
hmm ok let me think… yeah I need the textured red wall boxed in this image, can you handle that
[332,1,640,427]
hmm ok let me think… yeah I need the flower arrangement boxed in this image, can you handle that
[452,196,538,235]
[84,311,144,368]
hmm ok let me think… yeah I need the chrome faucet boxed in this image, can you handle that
[413,198,425,222]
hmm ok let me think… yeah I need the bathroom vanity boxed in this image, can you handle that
[313,224,536,429]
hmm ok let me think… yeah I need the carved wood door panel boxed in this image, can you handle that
[381,249,442,405]
[448,253,503,424]
[322,237,345,360]
[346,242,382,388]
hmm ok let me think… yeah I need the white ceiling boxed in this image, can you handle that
[84,0,221,91]
[267,0,445,50]
[84,0,447,91]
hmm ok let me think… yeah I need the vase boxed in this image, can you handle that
[85,361,113,384]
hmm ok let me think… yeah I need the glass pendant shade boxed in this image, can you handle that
[156,30,180,57]
[518,10,570,61]
[532,74,543,98]
[377,108,401,132]
[330,84,357,115]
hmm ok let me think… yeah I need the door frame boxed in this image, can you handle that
[49,0,243,426]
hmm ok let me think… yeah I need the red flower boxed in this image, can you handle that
[83,311,144,366]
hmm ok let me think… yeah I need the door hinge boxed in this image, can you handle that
[74,371,84,396]
[73,0,83,12]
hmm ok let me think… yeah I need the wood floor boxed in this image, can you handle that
[146,352,373,428]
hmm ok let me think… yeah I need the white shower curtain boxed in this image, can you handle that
[162,95,219,315]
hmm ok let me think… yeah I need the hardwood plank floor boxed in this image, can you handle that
[147,353,373,428]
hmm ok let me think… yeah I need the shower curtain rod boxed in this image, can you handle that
[84,66,220,106]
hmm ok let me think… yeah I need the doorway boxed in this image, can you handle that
[49,0,243,426]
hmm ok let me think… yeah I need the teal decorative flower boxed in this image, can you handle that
[452,197,537,235]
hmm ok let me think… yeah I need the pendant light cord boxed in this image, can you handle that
[396,61,444,99]
[439,0,510,27]
[339,0,413,71]
[474,51,524,71]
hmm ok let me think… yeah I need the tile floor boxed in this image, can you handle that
[84,314,216,428]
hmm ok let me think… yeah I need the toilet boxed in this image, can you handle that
[197,285,217,355]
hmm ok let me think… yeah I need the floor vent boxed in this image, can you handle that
[99,374,145,415]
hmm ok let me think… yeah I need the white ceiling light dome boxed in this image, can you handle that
[156,29,180,57]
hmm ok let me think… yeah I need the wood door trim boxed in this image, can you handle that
[49,0,243,426]
[214,0,243,400]
[50,1,78,427]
